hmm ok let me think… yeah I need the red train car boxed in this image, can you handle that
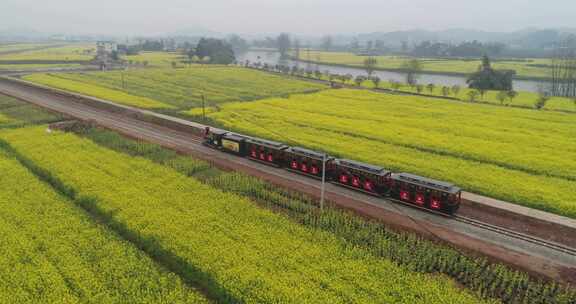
[391,173,461,214]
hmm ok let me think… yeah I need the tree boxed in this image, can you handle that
[507,90,518,103]
[350,38,360,51]
[196,38,236,64]
[402,59,422,86]
[343,74,353,84]
[451,85,461,96]
[371,76,381,88]
[497,91,508,105]
[466,55,514,91]
[314,70,322,79]
[277,33,291,58]
[363,57,378,77]
[479,88,487,100]
[441,86,450,97]
[227,34,249,54]
[321,35,333,51]
[354,75,367,86]
[535,85,551,109]
[185,48,196,65]
[416,84,424,94]
[535,93,550,109]
[390,80,402,91]
[467,90,480,102]
[427,83,435,93]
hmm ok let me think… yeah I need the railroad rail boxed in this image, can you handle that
[453,215,576,257]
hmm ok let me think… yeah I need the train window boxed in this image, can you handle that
[291,160,298,169]
[301,163,308,173]
[339,174,349,184]
[364,180,374,192]
[430,197,441,210]
[267,154,274,162]
[311,166,319,175]
[352,176,360,187]
[400,189,410,201]
[415,192,425,205]
[250,149,257,158]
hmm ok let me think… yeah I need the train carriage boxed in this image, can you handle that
[245,137,288,167]
[391,173,461,214]
[284,147,333,178]
[332,159,392,196]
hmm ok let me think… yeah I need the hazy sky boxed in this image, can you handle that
[2,0,575,36]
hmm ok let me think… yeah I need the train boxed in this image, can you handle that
[203,128,461,214]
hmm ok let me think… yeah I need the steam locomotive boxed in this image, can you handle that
[204,128,461,214]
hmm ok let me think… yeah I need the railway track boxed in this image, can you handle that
[453,215,576,257]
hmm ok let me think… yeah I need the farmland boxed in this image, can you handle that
[0,94,573,303]
[293,50,552,80]
[194,89,576,218]
[0,151,209,303]
[123,51,185,67]
[23,67,326,109]
[0,43,95,61]
[0,126,493,304]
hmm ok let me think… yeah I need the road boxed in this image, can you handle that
[0,77,574,284]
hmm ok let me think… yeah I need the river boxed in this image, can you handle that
[238,50,543,93]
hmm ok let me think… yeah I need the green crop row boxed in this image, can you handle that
[77,126,576,304]
[0,126,490,304]
[23,66,326,110]
[0,149,209,303]
[193,89,576,218]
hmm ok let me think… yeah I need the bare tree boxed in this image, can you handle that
[550,35,576,97]
[371,76,381,88]
[426,83,435,93]
[467,90,480,102]
[497,91,508,105]
[451,85,461,96]
[416,84,424,94]
[321,35,333,51]
[402,59,422,86]
[364,57,378,77]
[441,86,450,97]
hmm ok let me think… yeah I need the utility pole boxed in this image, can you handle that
[201,94,206,122]
[320,153,327,211]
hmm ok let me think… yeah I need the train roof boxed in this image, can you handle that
[211,129,229,136]
[337,159,391,175]
[287,147,328,159]
[393,173,461,194]
[246,137,288,149]
[222,133,250,142]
